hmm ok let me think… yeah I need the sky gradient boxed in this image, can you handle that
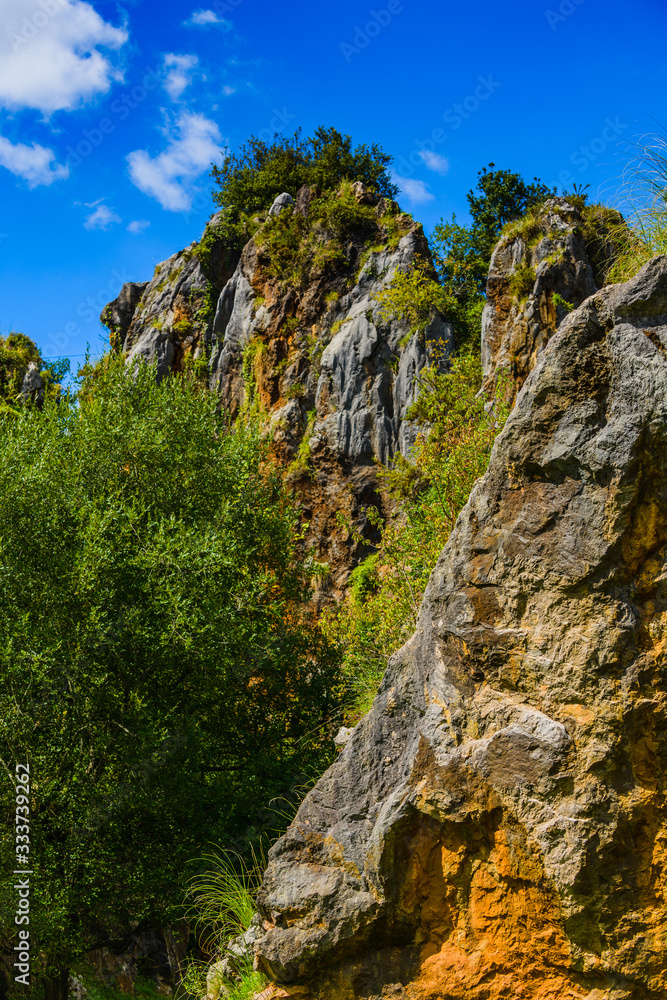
[1,0,666,366]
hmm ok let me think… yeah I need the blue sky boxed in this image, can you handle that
[0,0,666,366]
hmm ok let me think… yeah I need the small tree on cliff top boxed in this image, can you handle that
[211,126,398,224]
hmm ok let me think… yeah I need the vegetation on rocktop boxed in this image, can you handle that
[255,178,411,294]
[212,126,398,215]
[432,164,555,299]
[605,130,667,282]
[0,355,340,998]
[208,127,399,258]
[0,331,68,411]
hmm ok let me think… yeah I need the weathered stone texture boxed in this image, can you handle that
[481,197,624,394]
[104,189,452,596]
[253,256,667,1000]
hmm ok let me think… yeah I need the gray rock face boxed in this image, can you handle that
[253,256,667,1000]
[269,193,295,217]
[20,362,44,407]
[101,214,238,378]
[210,228,452,468]
[481,197,622,391]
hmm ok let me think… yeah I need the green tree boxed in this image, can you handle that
[209,127,398,254]
[0,333,67,412]
[432,163,555,298]
[0,357,339,998]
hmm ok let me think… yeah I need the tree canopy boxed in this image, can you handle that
[0,357,339,995]
[211,126,398,220]
[431,164,555,299]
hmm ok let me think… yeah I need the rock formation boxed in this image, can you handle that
[103,184,452,596]
[252,255,667,1000]
[481,197,624,391]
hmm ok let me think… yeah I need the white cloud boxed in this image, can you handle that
[391,173,435,204]
[163,53,198,101]
[0,0,127,114]
[185,9,230,27]
[127,219,150,234]
[419,150,449,175]
[222,86,235,97]
[0,134,68,187]
[84,200,121,230]
[127,112,224,212]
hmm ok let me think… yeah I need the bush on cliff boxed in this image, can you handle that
[209,126,399,253]
[0,355,339,997]
[429,164,555,349]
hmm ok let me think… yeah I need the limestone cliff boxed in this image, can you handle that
[481,196,624,390]
[103,184,452,595]
[252,255,667,1000]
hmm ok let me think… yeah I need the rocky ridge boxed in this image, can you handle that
[251,255,667,1000]
[481,196,624,390]
[103,184,452,596]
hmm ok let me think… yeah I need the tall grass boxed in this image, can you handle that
[607,129,667,282]
[178,850,267,1000]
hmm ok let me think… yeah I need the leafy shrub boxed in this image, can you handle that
[508,260,536,300]
[0,355,340,990]
[211,127,398,221]
[376,258,456,339]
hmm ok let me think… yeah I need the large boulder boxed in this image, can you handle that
[253,256,667,1000]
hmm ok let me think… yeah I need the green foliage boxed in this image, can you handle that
[429,164,554,351]
[376,258,456,341]
[322,355,511,719]
[431,164,555,298]
[179,851,268,1000]
[0,332,67,410]
[255,181,386,291]
[585,127,667,285]
[508,261,536,300]
[186,850,260,954]
[0,355,339,984]
[211,126,398,221]
[285,409,316,480]
[552,292,575,312]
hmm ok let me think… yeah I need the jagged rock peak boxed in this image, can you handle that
[481,196,625,391]
[102,184,453,598]
[253,255,667,1000]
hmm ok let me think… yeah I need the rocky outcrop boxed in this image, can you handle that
[20,361,44,407]
[481,197,624,391]
[104,185,452,596]
[102,215,239,377]
[252,255,667,1000]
